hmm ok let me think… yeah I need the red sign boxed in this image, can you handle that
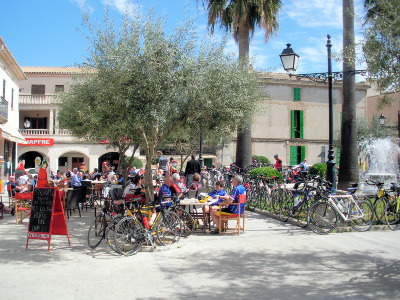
[18,138,54,146]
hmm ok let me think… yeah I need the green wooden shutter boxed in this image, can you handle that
[300,146,306,161]
[336,147,341,166]
[299,110,304,139]
[290,146,297,165]
[339,112,342,130]
[294,87,301,101]
[291,110,295,138]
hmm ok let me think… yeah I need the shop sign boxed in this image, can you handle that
[18,138,54,146]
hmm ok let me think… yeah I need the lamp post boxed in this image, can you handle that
[378,111,400,139]
[280,35,367,190]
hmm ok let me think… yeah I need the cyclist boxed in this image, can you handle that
[210,175,246,234]
[203,180,229,228]
[274,154,283,172]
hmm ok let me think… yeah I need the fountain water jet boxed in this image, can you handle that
[358,137,400,194]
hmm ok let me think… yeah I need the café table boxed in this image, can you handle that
[179,198,215,233]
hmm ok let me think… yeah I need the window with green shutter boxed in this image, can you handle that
[300,146,306,161]
[290,146,297,165]
[290,146,306,165]
[336,147,340,166]
[293,87,301,101]
[291,110,304,139]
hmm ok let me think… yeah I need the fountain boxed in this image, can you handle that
[358,137,400,194]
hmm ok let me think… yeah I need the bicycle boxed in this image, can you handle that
[87,199,123,250]
[364,179,391,224]
[279,178,314,228]
[113,199,181,255]
[384,184,400,230]
[307,192,374,234]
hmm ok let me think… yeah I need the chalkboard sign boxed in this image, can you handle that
[28,188,55,234]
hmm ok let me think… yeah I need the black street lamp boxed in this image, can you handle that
[378,111,400,139]
[280,34,367,190]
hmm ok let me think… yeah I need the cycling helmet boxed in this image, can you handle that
[274,154,278,158]
[198,195,210,203]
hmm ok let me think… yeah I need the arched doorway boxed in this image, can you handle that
[18,151,44,168]
[98,152,119,172]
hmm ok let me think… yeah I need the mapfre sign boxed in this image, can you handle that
[18,138,54,146]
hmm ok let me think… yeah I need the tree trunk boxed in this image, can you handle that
[338,0,358,190]
[235,18,253,169]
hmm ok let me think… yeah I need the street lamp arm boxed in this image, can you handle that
[289,70,368,84]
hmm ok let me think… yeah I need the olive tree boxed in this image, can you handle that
[59,7,262,202]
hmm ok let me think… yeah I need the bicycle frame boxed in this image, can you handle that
[328,195,364,222]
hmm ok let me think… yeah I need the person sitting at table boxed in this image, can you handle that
[158,175,181,204]
[172,172,187,197]
[71,168,82,187]
[58,175,68,187]
[203,180,228,226]
[7,176,17,196]
[29,175,38,191]
[92,168,102,180]
[189,173,202,191]
[117,173,123,184]
[209,175,246,234]
[123,174,143,197]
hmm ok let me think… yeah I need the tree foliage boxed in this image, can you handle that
[363,0,400,93]
[59,5,262,201]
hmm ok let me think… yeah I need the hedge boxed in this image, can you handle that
[249,166,282,181]
[309,163,327,178]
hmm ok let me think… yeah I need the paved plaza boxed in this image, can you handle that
[1,200,399,300]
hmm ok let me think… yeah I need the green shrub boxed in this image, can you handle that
[249,166,282,181]
[309,163,327,178]
[124,156,143,168]
[252,155,271,164]
[152,155,157,165]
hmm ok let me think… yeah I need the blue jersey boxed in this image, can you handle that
[228,184,246,214]
[208,189,228,206]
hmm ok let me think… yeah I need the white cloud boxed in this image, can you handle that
[285,0,343,29]
[102,0,140,16]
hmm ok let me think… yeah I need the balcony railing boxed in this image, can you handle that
[0,96,8,120]
[19,129,49,135]
[18,128,72,135]
[19,94,59,105]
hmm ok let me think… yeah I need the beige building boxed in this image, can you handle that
[16,67,371,171]
[223,72,371,167]
[0,36,26,177]
[18,67,137,174]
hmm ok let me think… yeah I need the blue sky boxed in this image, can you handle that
[0,0,367,76]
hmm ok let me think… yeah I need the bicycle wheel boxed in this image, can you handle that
[105,216,123,253]
[175,207,195,237]
[349,199,374,232]
[88,214,106,249]
[246,188,257,212]
[295,195,309,228]
[384,199,400,231]
[307,200,338,234]
[270,188,281,213]
[279,192,293,222]
[373,196,388,223]
[155,211,181,246]
[114,217,144,255]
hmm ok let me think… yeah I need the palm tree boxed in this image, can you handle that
[338,0,358,189]
[202,0,282,168]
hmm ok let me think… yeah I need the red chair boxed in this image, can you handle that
[14,192,33,224]
[7,184,15,207]
[218,194,246,235]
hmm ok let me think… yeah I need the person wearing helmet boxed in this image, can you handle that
[274,154,282,172]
